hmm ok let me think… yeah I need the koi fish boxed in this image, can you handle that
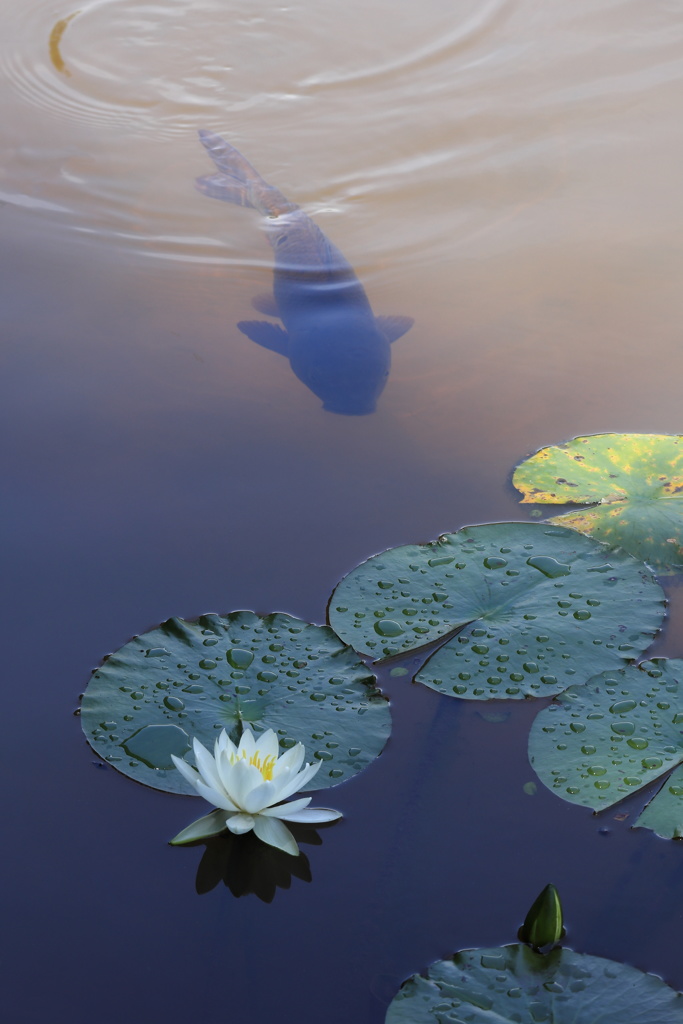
[196,130,413,415]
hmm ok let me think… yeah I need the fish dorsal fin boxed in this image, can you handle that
[376,315,414,343]
[237,320,290,357]
[251,293,281,318]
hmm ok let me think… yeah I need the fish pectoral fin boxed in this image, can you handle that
[376,315,414,343]
[237,320,290,357]
[251,293,281,318]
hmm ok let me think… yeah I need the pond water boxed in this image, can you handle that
[4,0,683,1021]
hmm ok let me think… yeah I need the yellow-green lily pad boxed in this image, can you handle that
[513,433,683,573]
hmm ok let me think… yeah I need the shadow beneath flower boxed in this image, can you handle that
[186,821,337,902]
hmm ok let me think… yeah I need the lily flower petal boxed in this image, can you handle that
[242,780,278,814]
[171,753,238,811]
[171,753,201,789]
[226,758,264,807]
[272,743,305,777]
[236,729,257,758]
[215,746,238,792]
[194,778,238,812]
[272,806,343,824]
[226,812,255,835]
[192,737,224,793]
[266,767,298,803]
[259,796,312,817]
[214,729,237,762]
[252,814,299,856]
[252,728,279,761]
[272,759,322,802]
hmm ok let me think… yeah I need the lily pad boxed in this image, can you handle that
[513,433,683,573]
[385,943,683,1023]
[328,522,665,700]
[528,659,683,838]
[81,611,390,794]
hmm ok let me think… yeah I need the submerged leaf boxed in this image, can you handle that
[81,611,390,794]
[385,944,683,1023]
[529,659,683,838]
[513,433,683,573]
[328,522,665,700]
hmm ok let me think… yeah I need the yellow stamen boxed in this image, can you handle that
[229,749,276,780]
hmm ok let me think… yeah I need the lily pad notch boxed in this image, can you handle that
[328,521,666,701]
[80,610,391,794]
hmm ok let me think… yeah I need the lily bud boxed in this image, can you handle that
[518,883,564,950]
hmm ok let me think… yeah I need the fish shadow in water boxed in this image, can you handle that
[196,130,413,415]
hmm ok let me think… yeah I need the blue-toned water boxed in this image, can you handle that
[4,1,683,1021]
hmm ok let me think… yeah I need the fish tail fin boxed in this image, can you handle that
[195,130,295,216]
[195,172,253,206]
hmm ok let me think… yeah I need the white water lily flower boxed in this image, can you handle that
[170,728,342,855]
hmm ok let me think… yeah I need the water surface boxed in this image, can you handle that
[4,1,683,1021]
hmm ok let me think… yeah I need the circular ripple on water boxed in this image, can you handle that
[3,0,243,137]
[0,0,522,263]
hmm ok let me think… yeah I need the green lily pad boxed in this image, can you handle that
[81,611,390,794]
[513,433,683,573]
[528,658,683,837]
[385,943,683,1023]
[328,522,665,700]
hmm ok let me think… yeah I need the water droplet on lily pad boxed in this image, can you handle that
[374,619,404,637]
[627,737,648,750]
[163,696,185,711]
[526,556,571,578]
[610,699,637,714]
[227,648,254,669]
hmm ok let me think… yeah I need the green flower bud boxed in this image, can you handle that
[518,883,564,950]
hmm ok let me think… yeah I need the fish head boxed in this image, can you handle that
[288,314,391,415]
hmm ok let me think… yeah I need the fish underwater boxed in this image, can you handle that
[196,130,413,415]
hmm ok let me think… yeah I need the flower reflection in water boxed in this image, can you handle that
[192,822,335,903]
